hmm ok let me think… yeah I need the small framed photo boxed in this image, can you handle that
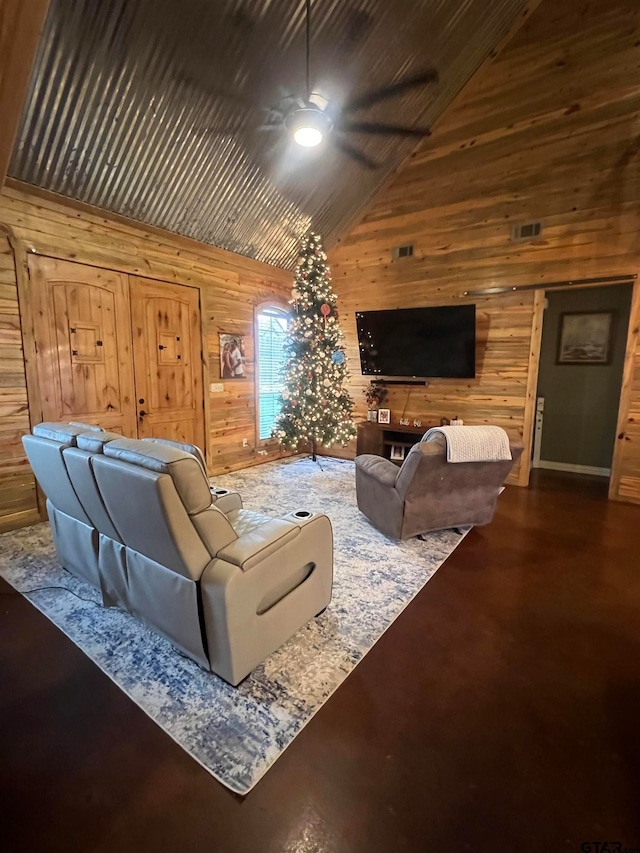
[220,333,246,378]
[366,410,378,422]
[377,408,391,424]
[390,444,405,461]
[556,312,614,365]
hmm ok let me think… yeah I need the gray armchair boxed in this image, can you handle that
[355,434,522,539]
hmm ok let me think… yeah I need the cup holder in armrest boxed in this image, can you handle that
[293,510,312,519]
[212,488,229,495]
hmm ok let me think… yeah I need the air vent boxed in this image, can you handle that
[511,221,542,242]
[392,244,414,260]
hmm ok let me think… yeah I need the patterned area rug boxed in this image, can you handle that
[0,456,468,794]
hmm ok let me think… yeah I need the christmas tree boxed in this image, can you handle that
[274,232,356,461]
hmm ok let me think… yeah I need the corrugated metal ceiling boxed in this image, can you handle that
[9,0,530,268]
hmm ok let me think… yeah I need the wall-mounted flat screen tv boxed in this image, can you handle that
[356,304,476,379]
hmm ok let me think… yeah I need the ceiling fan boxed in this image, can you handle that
[257,0,439,169]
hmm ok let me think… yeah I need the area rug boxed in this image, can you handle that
[0,456,469,794]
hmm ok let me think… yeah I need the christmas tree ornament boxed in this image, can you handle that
[320,303,331,317]
[331,351,345,365]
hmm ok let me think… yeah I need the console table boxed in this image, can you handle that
[356,422,431,466]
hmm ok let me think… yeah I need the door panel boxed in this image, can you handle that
[129,276,205,453]
[29,256,137,436]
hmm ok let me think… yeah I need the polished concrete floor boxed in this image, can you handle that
[1,470,639,852]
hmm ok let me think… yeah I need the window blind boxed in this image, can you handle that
[257,309,289,440]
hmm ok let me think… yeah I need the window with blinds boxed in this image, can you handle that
[257,307,290,441]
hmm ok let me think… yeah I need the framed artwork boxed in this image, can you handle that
[556,311,614,365]
[220,333,246,378]
[390,444,406,461]
[377,408,391,424]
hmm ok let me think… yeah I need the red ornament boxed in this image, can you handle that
[320,303,331,317]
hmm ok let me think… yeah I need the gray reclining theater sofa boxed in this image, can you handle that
[23,422,333,685]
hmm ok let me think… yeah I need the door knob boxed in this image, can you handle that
[139,410,147,418]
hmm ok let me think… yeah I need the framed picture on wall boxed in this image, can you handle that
[220,333,246,378]
[377,408,391,424]
[556,311,614,365]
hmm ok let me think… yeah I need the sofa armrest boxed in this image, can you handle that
[216,518,300,571]
[210,487,243,513]
[355,454,399,488]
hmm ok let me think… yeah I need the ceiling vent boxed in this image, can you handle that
[511,221,542,242]
[392,244,414,260]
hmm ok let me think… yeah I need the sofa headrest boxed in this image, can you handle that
[68,422,105,432]
[104,438,211,514]
[141,437,206,472]
[32,422,89,445]
[76,430,123,453]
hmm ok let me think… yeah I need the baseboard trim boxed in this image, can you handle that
[537,460,611,477]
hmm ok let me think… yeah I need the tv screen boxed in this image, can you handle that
[356,304,476,379]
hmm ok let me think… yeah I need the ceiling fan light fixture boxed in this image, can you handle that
[294,125,323,147]
[285,107,333,148]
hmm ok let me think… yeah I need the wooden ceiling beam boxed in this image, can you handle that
[0,0,51,190]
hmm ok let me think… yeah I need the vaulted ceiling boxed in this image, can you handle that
[9,0,531,267]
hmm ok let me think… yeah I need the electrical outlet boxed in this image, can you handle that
[242,438,249,448]
[210,383,224,393]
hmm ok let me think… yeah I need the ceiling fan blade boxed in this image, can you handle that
[332,137,379,170]
[339,120,431,137]
[344,69,438,112]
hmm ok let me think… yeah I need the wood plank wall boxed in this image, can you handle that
[330,0,640,493]
[0,228,35,530]
[0,181,292,531]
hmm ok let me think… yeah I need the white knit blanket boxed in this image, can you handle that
[422,425,512,463]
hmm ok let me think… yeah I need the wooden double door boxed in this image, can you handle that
[29,257,205,452]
